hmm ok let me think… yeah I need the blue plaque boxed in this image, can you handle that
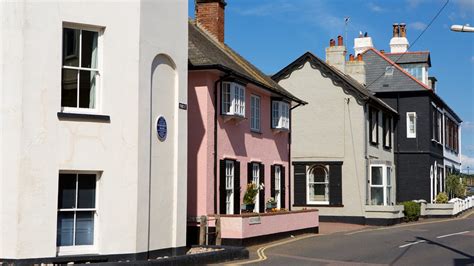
[156,116,167,141]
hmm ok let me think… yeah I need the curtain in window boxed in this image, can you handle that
[89,33,98,108]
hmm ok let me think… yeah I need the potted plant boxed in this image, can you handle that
[266,197,277,210]
[241,183,258,212]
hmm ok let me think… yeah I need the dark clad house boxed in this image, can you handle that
[357,25,462,203]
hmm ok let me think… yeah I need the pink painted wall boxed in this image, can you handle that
[188,71,290,218]
[220,210,319,239]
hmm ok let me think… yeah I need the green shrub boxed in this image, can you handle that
[401,201,420,222]
[435,192,449,203]
[446,174,467,199]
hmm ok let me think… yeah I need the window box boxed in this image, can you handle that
[271,100,290,131]
[221,82,245,120]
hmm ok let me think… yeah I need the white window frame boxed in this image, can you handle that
[250,95,261,132]
[221,82,245,117]
[61,24,103,115]
[369,165,392,206]
[407,112,417,138]
[57,171,99,256]
[272,100,290,130]
[274,165,281,209]
[252,163,260,213]
[306,165,329,205]
[225,161,234,215]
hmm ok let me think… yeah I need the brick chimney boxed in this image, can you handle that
[390,23,409,53]
[326,35,346,73]
[195,0,226,43]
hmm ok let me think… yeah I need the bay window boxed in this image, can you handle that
[222,82,245,117]
[272,100,290,130]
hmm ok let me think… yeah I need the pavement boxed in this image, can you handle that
[221,210,474,266]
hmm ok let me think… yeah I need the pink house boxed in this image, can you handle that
[187,0,318,246]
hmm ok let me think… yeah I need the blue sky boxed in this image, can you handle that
[189,0,474,171]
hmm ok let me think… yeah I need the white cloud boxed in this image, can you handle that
[471,56,474,63]
[406,0,426,9]
[368,2,385,13]
[463,121,474,132]
[461,154,474,171]
[409,21,427,30]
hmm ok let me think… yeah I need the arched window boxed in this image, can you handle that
[307,165,329,204]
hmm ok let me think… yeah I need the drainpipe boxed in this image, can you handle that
[214,73,230,214]
[364,103,369,205]
[289,103,303,211]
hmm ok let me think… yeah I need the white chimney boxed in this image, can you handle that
[390,23,409,53]
[354,32,374,55]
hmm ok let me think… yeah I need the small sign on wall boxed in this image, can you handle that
[249,216,261,225]
[156,116,167,141]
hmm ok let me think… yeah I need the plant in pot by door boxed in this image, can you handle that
[241,183,258,212]
[266,197,277,210]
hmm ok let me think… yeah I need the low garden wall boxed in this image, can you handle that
[421,196,474,217]
[217,210,319,245]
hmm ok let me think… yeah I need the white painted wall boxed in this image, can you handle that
[0,0,187,260]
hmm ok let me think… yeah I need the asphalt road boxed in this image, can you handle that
[244,212,474,266]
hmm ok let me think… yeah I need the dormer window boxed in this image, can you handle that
[221,82,245,117]
[402,64,428,84]
[272,100,290,130]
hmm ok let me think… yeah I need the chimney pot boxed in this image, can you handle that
[330,39,336,47]
[337,35,344,46]
[196,0,227,43]
[399,23,407,37]
[380,49,385,54]
[349,54,354,61]
[357,54,363,61]
[392,23,399,37]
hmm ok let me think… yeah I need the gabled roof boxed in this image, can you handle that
[271,52,398,115]
[363,48,462,122]
[188,21,306,105]
[385,51,431,67]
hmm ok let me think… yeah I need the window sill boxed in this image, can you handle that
[57,112,110,123]
[250,129,262,135]
[271,127,289,133]
[383,145,392,151]
[221,114,245,123]
[56,245,98,256]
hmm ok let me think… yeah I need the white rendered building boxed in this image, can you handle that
[0,0,188,263]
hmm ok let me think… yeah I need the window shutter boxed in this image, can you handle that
[259,163,265,213]
[270,165,276,198]
[219,160,226,214]
[233,161,241,214]
[294,164,306,205]
[329,164,342,206]
[281,166,286,209]
[247,162,253,185]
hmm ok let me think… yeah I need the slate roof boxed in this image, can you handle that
[188,21,306,104]
[362,48,461,122]
[272,52,398,115]
[362,48,431,92]
[384,51,431,67]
